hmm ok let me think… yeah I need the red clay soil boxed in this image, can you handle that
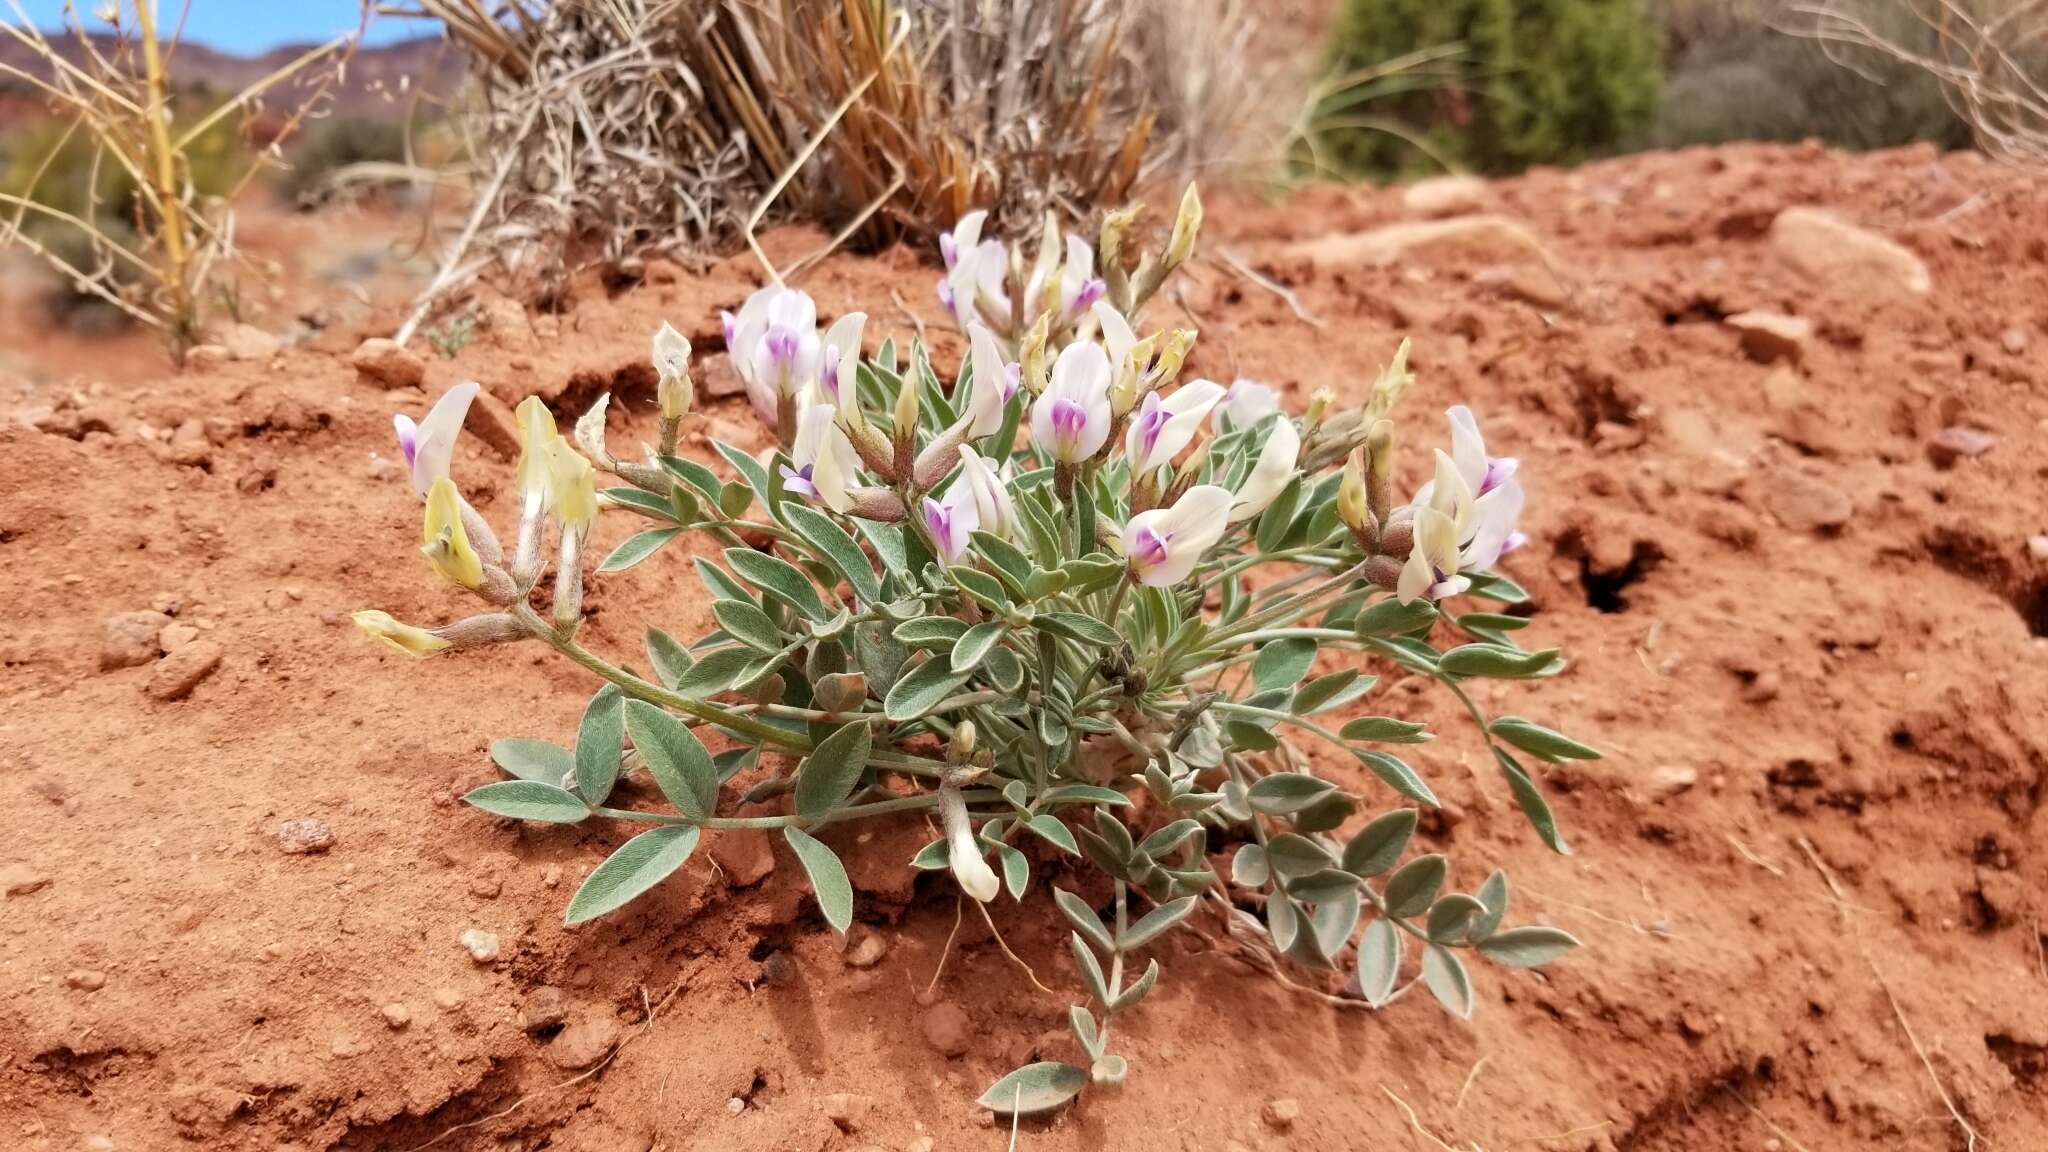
[4,142,2047,1152]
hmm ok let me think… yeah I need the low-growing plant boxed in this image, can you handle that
[356,185,1592,1118]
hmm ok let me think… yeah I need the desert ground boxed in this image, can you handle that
[4,141,2047,1151]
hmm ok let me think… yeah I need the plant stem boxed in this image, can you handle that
[591,788,991,831]
[134,0,192,348]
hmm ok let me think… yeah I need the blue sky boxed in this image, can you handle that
[12,2,426,54]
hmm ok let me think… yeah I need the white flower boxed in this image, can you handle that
[1092,300,1137,370]
[1229,417,1300,523]
[940,785,999,903]
[652,322,693,420]
[817,311,866,421]
[1398,505,1471,604]
[1212,378,1280,432]
[956,445,1016,540]
[1123,484,1234,587]
[1124,378,1225,476]
[1416,406,1525,573]
[921,476,981,563]
[724,285,821,426]
[393,381,479,498]
[964,324,1016,438]
[1031,340,1114,463]
[783,399,860,513]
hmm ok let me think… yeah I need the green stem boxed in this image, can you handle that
[591,787,1000,831]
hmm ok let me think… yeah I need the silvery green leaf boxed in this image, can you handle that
[1267,892,1302,953]
[674,647,757,696]
[782,826,854,935]
[783,504,882,604]
[465,780,588,823]
[1111,958,1161,1012]
[712,746,756,783]
[1472,870,1510,941]
[1477,925,1580,968]
[1342,808,1417,878]
[1490,717,1602,762]
[1422,944,1474,1019]
[725,548,832,622]
[852,623,907,696]
[808,609,851,639]
[1092,809,1135,861]
[977,1062,1086,1116]
[1060,555,1124,595]
[1136,819,1203,859]
[1119,896,1196,952]
[598,527,680,573]
[713,599,784,653]
[1383,853,1448,919]
[948,565,1008,609]
[1251,637,1317,693]
[950,621,1005,673]
[1224,721,1279,752]
[711,440,772,512]
[1353,596,1438,638]
[1039,785,1131,808]
[1437,644,1562,679]
[793,722,871,818]
[623,700,718,819]
[1426,893,1487,944]
[1292,669,1367,715]
[1069,931,1111,1003]
[1054,888,1115,955]
[1369,635,1443,674]
[564,825,699,924]
[1494,747,1569,854]
[1254,474,1305,553]
[994,842,1029,900]
[574,685,626,805]
[1290,791,1358,834]
[490,738,575,783]
[883,656,972,721]
[983,645,1025,693]
[1035,611,1120,647]
[1070,1005,1103,1058]
[1463,572,1530,603]
[1024,814,1079,855]
[1179,723,1223,768]
[852,517,909,578]
[1284,867,1362,906]
[1357,918,1402,1006]
[971,531,1034,590]
[1230,844,1270,887]
[693,557,756,604]
[1247,773,1339,815]
[1023,568,1070,599]
[1311,888,1362,960]
[1339,716,1433,743]
[1263,833,1337,879]
[600,487,680,521]
[644,628,693,688]
[893,616,968,649]
[1355,749,1440,807]
[1455,611,1531,646]
[910,838,950,870]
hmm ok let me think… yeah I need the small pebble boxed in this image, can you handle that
[330,1034,372,1059]
[468,873,502,899]
[100,611,173,670]
[158,622,200,652]
[145,640,222,701]
[277,819,336,855]
[547,1012,622,1071]
[726,1097,747,1116]
[168,903,203,932]
[2028,535,2048,562]
[433,987,464,1010]
[822,1091,871,1133]
[922,1002,972,1058]
[1263,1098,1301,1131]
[66,969,107,991]
[758,951,796,987]
[381,1003,412,1030]
[542,863,562,889]
[842,927,889,969]
[522,986,570,1034]
[1648,765,1699,799]
[459,928,500,964]
[2,863,50,896]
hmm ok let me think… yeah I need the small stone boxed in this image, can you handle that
[146,640,222,700]
[1927,425,1996,469]
[542,863,562,889]
[2028,535,2048,562]
[158,622,200,652]
[522,986,570,1034]
[264,588,293,611]
[149,591,184,615]
[922,1002,972,1058]
[1758,467,1852,534]
[3,863,49,896]
[101,610,173,670]
[1263,1098,1301,1132]
[1648,765,1699,799]
[25,403,82,438]
[1768,207,1931,302]
[464,390,521,460]
[433,987,464,1010]
[220,323,281,362]
[1401,174,1489,219]
[168,903,203,932]
[1739,670,1782,705]
[841,926,889,969]
[547,1012,622,1071]
[66,969,106,991]
[2001,327,2028,355]
[160,419,212,467]
[185,344,232,371]
[822,1092,872,1133]
[276,818,336,855]
[726,1097,747,1116]
[1724,311,1812,365]
[1760,365,1806,413]
[381,1003,412,1030]
[350,338,427,389]
[330,1034,372,1059]
[467,873,502,899]
[459,928,500,964]
[710,829,775,888]
[758,951,796,987]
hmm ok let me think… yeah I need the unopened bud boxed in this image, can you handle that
[1111,333,1160,417]
[1304,388,1335,435]
[892,374,919,478]
[949,720,978,763]
[652,322,693,420]
[435,612,529,650]
[1338,446,1374,552]
[1165,183,1202,269]
[1100,203,1142,276]
[1145,328,1196,392]
[1368,339,1414,420]
[1363,554,1405,590]
[1365,418,1395,523]
[1376,512,1413,559]
[1019,314,1052,395]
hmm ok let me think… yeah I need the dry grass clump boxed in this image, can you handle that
[1789,0,2048,164]
[391,0,1276,338]
[0,1,351,357]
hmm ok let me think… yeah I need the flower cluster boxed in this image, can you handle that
[355,186,1589,1121]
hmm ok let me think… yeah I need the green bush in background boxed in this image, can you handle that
[278,116,411,206]
[1320,0,1663,175]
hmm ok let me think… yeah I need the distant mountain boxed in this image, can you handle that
[0,30,466,119]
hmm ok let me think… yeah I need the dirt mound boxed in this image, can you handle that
[4,141,2047,1151]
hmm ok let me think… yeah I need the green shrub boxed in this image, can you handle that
[1320,0,1662,174]
[277,116,410,206]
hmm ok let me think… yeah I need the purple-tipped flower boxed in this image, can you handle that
[922,482,980,563]
[1124,378,1224,476]
[1121,484,1233,587]
[962,325,1016,438]
[1030,340,1113,463]
[392,381,479,498]
[1211,377,1281,433]
[1416,405,1527,573]
[727,285,822,426]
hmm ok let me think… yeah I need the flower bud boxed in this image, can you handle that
[1367,338,1414,421]
[652,322,693,420]
[434,612,529,650]
[1099,203,1141,280]
[949,720,978,763]
[1304,388,1335,435]
[892,374,920,479]
[1337,447,1375,552]
[422,477,484,590]
[1366,418,1396,523]
[353,610,452,657]
[1018,313,1052,396]
[573,393,614,469]
[1165,183,1202,269]
[1110,333,1159,418]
